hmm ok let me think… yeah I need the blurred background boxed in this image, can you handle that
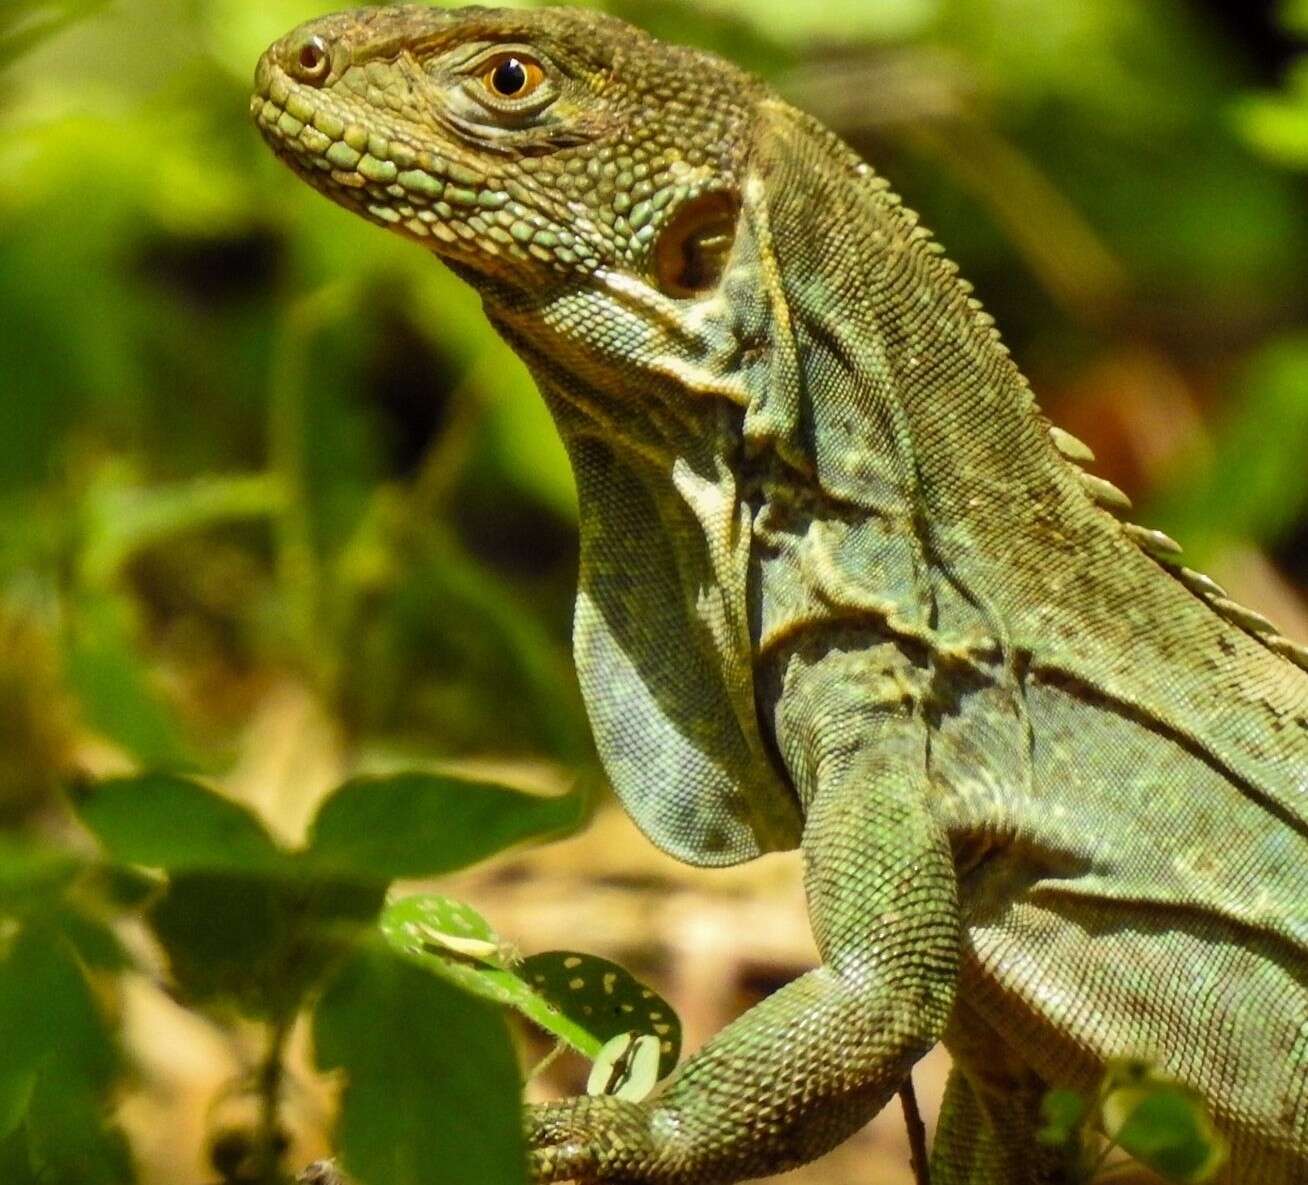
[2,0,1306,1182]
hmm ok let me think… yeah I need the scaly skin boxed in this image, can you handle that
[253,8,1308,1184]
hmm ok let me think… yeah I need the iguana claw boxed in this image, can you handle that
[526,1097,663,1184]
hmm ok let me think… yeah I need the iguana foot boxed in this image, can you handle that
[526,1097,666,1184]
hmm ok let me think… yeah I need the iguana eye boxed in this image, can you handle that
[482,54,544,100]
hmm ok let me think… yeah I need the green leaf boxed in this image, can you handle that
[0,1125,37,1185]
[1149,333,1308,559]
[1102,1070,1228,1184]
[314,942,524,1185]
[306,772,587,880]
[24,1059,133,1185]
[1235,57,1308,170]
[690,0,938,42]
[79,471,286,587]
[49,909,130,972]
[62,592,190,768]
[520,951,681,1079]
[0,0,113,70]
[466,343,577,520]
[1036,1088,1087,1146]
[0,839,131,975]
[0,925,126,1183]
[0,838,81,913]
[383,894,512,972]
[380,895,599,1055]
[88,865,160,911]
[0,1070,35,1142]
[70,772,286,874]
[149,873,383,1021]
[0,925,114,1086]
[1236,89,1308,170]
[1283,0,1308,35]
[382,899,682,1076]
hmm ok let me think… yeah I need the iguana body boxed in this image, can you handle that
[253,8,1308,1183]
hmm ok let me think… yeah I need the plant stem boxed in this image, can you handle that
[899,1074,931,1185]
[253,1015,293,1184]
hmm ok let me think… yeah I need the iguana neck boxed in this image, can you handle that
[729,105,1077,648]
[740,105,1306,819]
[711,103,1088,664]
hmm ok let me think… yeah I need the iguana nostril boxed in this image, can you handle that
[291,34,330,85]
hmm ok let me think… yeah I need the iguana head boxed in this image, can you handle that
[253,5,757,302]
[254,6,806,866]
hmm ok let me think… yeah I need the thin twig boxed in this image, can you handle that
[254,1016,292,1184]
[898,1074,931,1185]
[524,1039,568,1084]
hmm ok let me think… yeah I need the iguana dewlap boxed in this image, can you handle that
[253,8,1308,1183]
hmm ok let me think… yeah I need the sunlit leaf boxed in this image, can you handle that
[71,772,286,874]
[384,893,510,966]
[0,0,112,70]
[1235,54,1308,170]
[699,0,938,42]
[79,470,287,586]
[306,772,587,880]
[1101,1061,1228,1184]
[380,895,598,1056]
[1285,0,1308,35]
[586,1032,662,1102]
[520,951,681,1078]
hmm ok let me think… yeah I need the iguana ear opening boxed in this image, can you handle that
[653,191,740,298]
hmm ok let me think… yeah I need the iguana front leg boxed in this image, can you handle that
[527,723,960,1185]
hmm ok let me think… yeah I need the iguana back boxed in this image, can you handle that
[740,104,1307,1179]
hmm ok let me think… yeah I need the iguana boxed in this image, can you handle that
[252,7,1308,1183]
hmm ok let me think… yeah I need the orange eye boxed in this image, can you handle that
[482,54,544,100]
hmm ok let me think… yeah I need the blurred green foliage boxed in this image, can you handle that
[1,766,590,1184]
[0,0,1305,1182]
[1040,1061,1229,1183]
[1237,0,1308,168]
[1,0,1304,798]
